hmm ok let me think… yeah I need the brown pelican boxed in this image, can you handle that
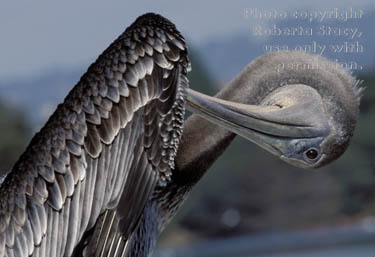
[0,13,361,257]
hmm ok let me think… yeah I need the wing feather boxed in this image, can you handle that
[88,148,108,229]
[56,207,64,257]
[13,235,23,257]
[66,181,81,256]
[77,170,87,240]
[38,229,46,257]
[45,208,53,257]
[28,202,42,246]
[6,247,14,257]
[79,157,97,237]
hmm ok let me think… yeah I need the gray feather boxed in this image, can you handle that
[170,39,185,50]
[135,44,145,57]
[13,205,26,228]
[39,234,46,257]
[46,208,53,257]
[5,219,15,247]
[28,202,42,246]
[124,67,139,87]
[112,128,131,201]
[82,100,95,115]
[34,177,48,204]
[138,79,149,106]
[104,130,122,209]
[154,52,173,69]
[87,146,108,228]
[98,116,116,144]
[64,169,75,197]
[118,62,126,73]
[118,96,131,127]
[64,181,81,257]
[143,43,153,56]
[59,199,70,256]
[133,59,147,80]
[156,30,167,42]
[6,248,14,257]
[80,157,97,238]
[77,171,87,240]
[143,56,154,76]
[118,80,129,97]
[85,124,102,158]
[56,207,64,257]
[86,108,102,125]
[111,105,121,134]
[126,50,137,64]
[108,78,119,88]
[165,42,181,62]
[0,233,4,257]
[146,36,155,48]
[66,140,82,156]
[153,37,164,53]
[101,98,113,112]
[53,153,67,174]
[14,235,26,257]
[128,87,142,110]
[56,174,67,204]
[50,210,59,257]
[107,86,120,103]
[47,180,63,211]
[38,165,55,184]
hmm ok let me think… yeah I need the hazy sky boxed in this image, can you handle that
[0,0,373,80]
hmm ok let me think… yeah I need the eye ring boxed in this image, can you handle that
[303,148,320,162]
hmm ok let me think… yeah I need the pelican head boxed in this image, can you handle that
[186,51,362,169]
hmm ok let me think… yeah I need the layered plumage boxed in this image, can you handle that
[0,13,189,257]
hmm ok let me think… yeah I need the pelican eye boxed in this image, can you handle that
[303,148,319,162]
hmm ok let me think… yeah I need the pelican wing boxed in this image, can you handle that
[0,13,189,257]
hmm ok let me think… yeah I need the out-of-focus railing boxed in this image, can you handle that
[154,222,375,257]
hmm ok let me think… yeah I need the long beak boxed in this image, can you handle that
[186,88,329,157]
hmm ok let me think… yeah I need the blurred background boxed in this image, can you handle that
[0,1,374,256]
